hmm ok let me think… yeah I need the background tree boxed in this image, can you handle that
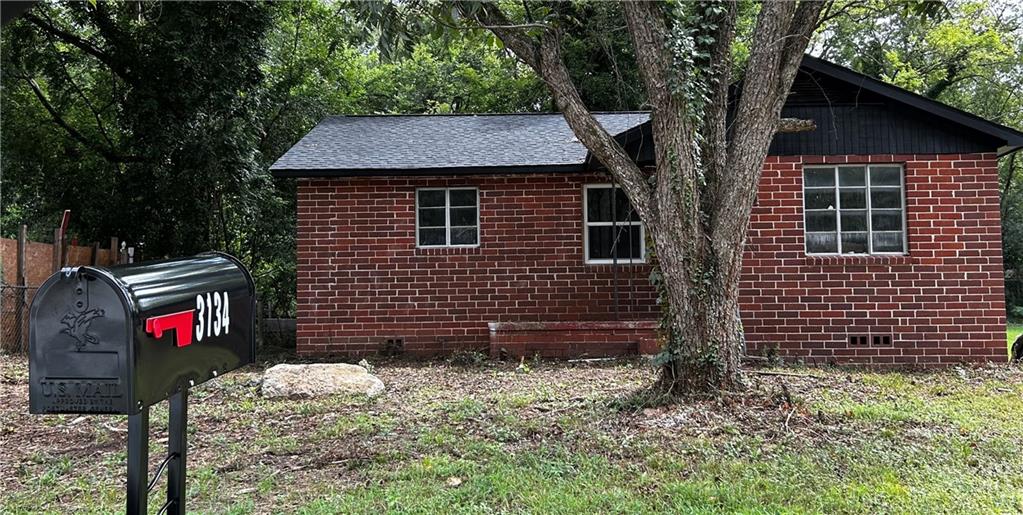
[0,0,548,317]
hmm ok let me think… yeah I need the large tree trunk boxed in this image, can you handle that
[464,1,830,397]
[652,224,744,394]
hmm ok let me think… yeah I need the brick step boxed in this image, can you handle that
[488,320,659,359]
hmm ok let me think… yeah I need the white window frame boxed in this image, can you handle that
[802,164,908,256]
[583,184,646,264]
[415,187,480,248]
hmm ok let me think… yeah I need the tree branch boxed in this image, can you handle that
[21,74,140,164]
[22,12,130,83]
[715,0,829,282]
[461,3,654,220]
[621,1,674,112]
[701,1,739,220]
[776,1,829,99]
[40,32,119,152]
[778,118,817,133]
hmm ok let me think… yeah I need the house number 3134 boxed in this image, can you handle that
[195,291,231,342]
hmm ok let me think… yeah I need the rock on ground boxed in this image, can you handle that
[261,363,385,398]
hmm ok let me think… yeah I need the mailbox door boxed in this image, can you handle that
[29,271,132,414]
[111,253,255,411]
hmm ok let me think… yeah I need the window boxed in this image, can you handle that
[803,165,906,254]
[416,188,479,247]
[584,185,644,263]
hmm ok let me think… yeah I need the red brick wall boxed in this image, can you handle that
[296,174,657,356]
[742,153,1006,365]
[297,153,1007,365]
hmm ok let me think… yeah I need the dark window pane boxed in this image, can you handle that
[588,226,642,260]
[870,166,902,186]
[418,207,445,227]
[588,226,613,259]
[840,189,866,209]
[804,168,835,187]
[841,232,868,253]
[873,232,904,252]
[871,189,902,209]
[449,189,477,207]
[872,211,903,231]
[450,207,476,226]
[418,190,445,208]
[805,189,836,210]
[613,190,640,222]
[806,211,837,231]
[616,225,642,259]
[450,227,478,245]
[839,167,866,186]
[418,228,446,246]
[806,232,838,253]
[587,188,613,222]
[840,211,868,231]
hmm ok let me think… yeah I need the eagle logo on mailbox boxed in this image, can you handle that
[61,308,105,351]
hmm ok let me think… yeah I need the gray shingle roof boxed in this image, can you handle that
[269,113,649,177]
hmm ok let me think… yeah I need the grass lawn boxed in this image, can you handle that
[2,355,1022,514]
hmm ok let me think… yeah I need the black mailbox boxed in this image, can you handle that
[29,252,255,415]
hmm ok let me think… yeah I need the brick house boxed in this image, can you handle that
[272,56,1023,365]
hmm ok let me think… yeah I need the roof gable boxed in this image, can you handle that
[770,61,1020,156]
[796,55,1023,155]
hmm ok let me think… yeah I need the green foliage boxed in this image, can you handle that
[2,2,274,253]
[1,0,547,317]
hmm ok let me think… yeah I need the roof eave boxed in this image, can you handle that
[999,145,1023,157]
[270,163,592,178]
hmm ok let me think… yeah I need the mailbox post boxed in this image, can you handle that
[28,252,256,514]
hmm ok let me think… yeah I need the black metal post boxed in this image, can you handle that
[167,389,188,515]
[611,185,619,321]
[127,407,150,514]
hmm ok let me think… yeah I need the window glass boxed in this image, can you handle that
[839,190,866,209]
[418,228,446,246]
[805,190,836,210]
[585,186,644,263]
[418,190,445,207]
[449,189,477,207]
[803,165,905,254]
[839,167,866,186]
[587,226,642,260]
[806,232,838,253]
[416,188,479,247]
[806,211,837,232]
[804,169,835,187]
[418,208,445,227]
[870,166,902,186]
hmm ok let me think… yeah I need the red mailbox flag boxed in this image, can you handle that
[144,310,195,347]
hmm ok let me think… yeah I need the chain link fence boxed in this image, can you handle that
[1,283,36,354]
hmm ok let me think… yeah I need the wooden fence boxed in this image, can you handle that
[1,225,126,353]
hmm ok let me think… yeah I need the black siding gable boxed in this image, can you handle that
[769,69,1004,156]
